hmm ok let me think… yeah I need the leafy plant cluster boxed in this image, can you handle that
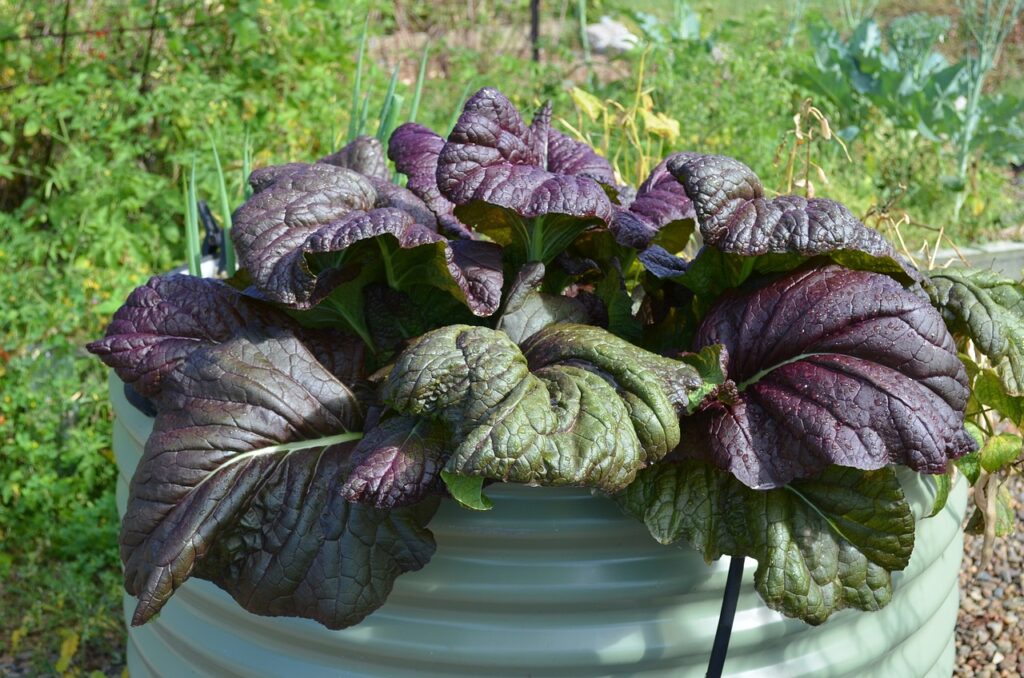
[90,87,1024,632]
[793,3,1024,234]
[568,1,1023,247]
[798,11,1023,165]
[4,0,1023,671]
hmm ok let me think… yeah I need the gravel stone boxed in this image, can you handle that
[956,472,1024,676]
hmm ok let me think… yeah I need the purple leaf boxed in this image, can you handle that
[546,128,617,185]
[318,135,391,181]
[341,416,448,508]
[231,162,502,315]
[682,265,975,489]
[120,330,438,630]
[86,275,365,398]
[437,87,615,223]
[388,123,467,231]
[637,245,689,279]
[668,153,893,258]
[611,155,695,250]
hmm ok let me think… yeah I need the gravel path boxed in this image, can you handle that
[956,472,1024,677]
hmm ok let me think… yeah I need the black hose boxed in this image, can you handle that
[706,555,746,678]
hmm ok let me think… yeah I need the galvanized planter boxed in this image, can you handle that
[110,375,967,677]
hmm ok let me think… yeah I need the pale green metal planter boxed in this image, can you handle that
[110,375,966,677]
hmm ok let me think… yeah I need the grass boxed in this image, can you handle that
[1,0,1021,674]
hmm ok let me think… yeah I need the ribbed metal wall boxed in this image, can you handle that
[111,375,966,677]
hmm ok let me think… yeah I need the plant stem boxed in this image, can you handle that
[577,0,592,86]
[953,0,1023,221]
[207,130,236,275]
[409,42,429,123]
[348,14,369,142]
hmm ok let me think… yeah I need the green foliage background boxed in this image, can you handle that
[1,0,1020,674]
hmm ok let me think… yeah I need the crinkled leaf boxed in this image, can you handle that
[445,238,505,314]
[363,176,438,226]
[497,262,589,344]
[382,324,701,492]
[438,88,614,221]
[388,123,472,238]
[234,163,375,303]
[86,275,364,398]
[666,153,915,285]
[438,88,614,262]
[927,268,1024,397]
[979,433,1022,473]
[318,135,391,180]
[546,127,617,185]
[683,265,974,489]
[612,156,695,251]
[340,415,448,508]
[120,330,438,630]
[615,460,915,625]
[440,471,494,511]
[231,162,503,315]
[668,153,895,260]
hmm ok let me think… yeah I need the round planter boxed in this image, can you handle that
[110,374,967,677]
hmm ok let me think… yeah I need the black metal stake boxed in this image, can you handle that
[706,555,745,678]
[530,0,540,62]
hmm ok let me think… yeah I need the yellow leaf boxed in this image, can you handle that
[10,627,25,652]
[55,631,79,674]
[815,164,829,185]
[569,87,605,122]
[818,117,832,140]
[639,109,680,144]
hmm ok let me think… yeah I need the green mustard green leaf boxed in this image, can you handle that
[440,471,495,511]
[382,324,702,493]
[979,433,1023,473]
[955,452,981,486]
[497,263,589,344]
[974,369,1024,425]
[594,264,643,342]
[676,344,728,413]
[928,472,952,517]
[928,268,1024,397]
[615,460,915,625]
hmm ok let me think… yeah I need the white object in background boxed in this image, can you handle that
[586,16,638,54]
